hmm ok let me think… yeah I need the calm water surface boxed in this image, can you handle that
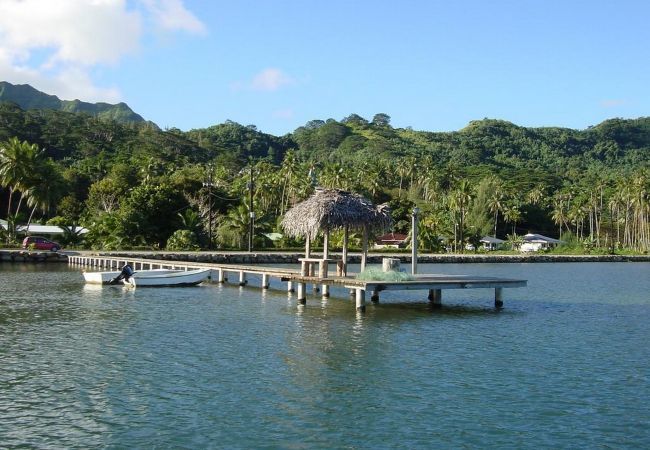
[1,262,649,448]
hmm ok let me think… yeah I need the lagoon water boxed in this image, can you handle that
[1,262,649,448]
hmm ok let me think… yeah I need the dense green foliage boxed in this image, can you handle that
[1,95,649,252]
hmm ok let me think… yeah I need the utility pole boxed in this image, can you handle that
[248,162,255,252]
[412,206,419,275]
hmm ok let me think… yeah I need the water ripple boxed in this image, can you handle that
[1,263,650,448]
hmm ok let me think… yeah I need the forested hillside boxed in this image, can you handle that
[1,100,649,252]
[0,82,145,123]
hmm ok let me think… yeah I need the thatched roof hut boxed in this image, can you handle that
[281,188,392,238]
[281,188,393,274]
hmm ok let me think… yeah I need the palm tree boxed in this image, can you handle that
[178,209,202,233]
[0,138,44,242]
[486,177,505,237]
[448,180,473,252]
[526,184,546,207]
[503,203,522,236]
[551,193,570,239]
[320,162,352,190]
[25,159,66,227]
[396,157,414,198]
[220,204,250,249]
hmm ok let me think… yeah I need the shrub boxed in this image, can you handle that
[166,229,200,251]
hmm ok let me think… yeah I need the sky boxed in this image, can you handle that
[0,0,648,136]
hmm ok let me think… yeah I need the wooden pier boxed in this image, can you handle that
[68,254,527,311]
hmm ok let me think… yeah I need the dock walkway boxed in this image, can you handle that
[68,254,527,311]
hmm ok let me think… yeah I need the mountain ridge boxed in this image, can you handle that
[0,81,146,124]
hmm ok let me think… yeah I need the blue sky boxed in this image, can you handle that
[1,0,648,136]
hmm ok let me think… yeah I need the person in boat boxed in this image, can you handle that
[109,264,134,284]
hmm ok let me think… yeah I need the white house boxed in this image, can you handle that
[520,233,562,252]
[480,236,505,251]
[0,221,88,236]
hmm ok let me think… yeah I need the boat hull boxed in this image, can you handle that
[83,268,211,287]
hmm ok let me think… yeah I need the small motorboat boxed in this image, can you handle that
[83,265,211,287]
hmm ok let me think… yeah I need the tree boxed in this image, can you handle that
[503,202,523,236]
[25,158,67,227]
[219,203,251,249]
[371,113,391,127]
[117,180,187,248]
[448,180,473,252]
[0,137,45,241]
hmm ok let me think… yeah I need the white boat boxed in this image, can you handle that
[83,268,211,287]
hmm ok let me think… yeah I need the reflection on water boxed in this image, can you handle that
[1,262,650,448]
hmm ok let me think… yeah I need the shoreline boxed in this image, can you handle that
[4,249,648,264]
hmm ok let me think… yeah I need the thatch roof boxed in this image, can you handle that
[281,188,393,238]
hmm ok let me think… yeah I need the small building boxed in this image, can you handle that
[374,232,408,249]
[520,233,562,252]
[0,221,88,236]
[480,236,505,251]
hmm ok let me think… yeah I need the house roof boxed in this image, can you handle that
[523,233,562,244]
[17,224,88,234]
[480,236,505,244]
[376,232,408,243]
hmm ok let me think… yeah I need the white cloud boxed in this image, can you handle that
[0,0,141,67]
[251,68,295,92]
[142,0,207,34]
[0,0,205,102]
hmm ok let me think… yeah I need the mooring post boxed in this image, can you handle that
[262,273,270,289]
[239,271,247,286]
[287,281,294,292]
[495,287,504,308]
[428,289,442,307]
[371,289,380,303]
[297,283,307,305]
[355,289,366,312]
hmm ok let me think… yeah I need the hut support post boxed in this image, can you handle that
[341,225,349,276]
[305,234,311,258]
[361,225,368,272]
[371,289,379,303]
[495,288,503,308]
[428,289,442,307]
[323,229,329,259]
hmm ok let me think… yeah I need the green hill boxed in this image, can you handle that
[0,81,146,124]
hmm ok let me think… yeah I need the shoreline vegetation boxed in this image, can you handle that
[1,85,649,255]
[2,249,650,264]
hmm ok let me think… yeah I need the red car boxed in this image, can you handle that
[22,236,61,252]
